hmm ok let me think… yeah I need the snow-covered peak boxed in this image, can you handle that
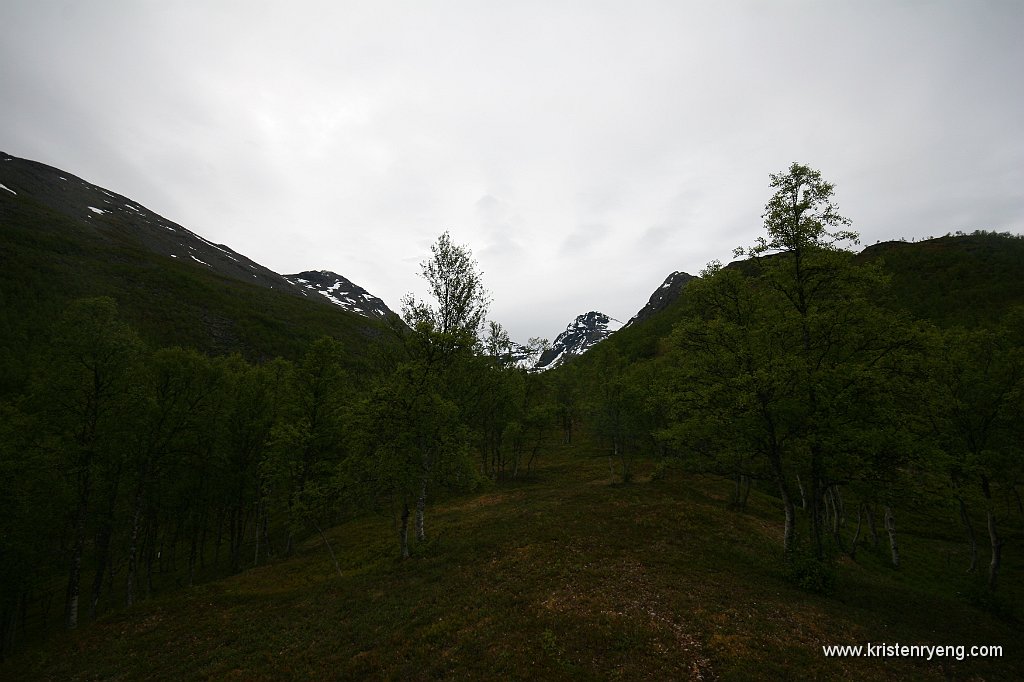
[533,311,620,371]
[284,270,395,321]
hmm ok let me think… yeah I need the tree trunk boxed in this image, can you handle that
[145,526,156,600]
[1,599,12,661]
[2,588,23,660]
[89,523,112,620]
[987,508,1002,591]
[957,496,978,573]
[253,498,261,567]
[849,502,863,559]
[783,489,796,556]
[982,476,1002,590]
[89,462,123,620]
[796,474,807,511]
[884,505,900,568]
[766,447,795,555]
[823,487,834,532]
[617,438,631,483]
[399,501,411,560]
[64,473,91,630]
[214,505,224,563]
[261,509,272,559]
[167,519,181,572]
[125,490,145,608]
[313,519,344,578]
[199,511,208,569]
[809,449,825,560]
[188,521,199,587]
[832,486,845,526]
[416,476,427,543]
[828,487,844,551]
[866,505,879,548]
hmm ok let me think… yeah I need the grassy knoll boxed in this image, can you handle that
[4,439,1021,680]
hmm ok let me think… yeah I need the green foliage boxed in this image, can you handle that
[263,338,352,542]
[0,199,383,403]
[785,542,838,594]
[580,346,651,482]
[860,233,1024,327]
[915,316,1024,588]
[750,161,857,257]
[3,159,1024,673]
[401,230,490,353]
[3,446,1023,681]
[650,164,926,580]
[350,233,502,556]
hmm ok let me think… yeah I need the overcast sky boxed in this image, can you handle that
[3,1,1023,341]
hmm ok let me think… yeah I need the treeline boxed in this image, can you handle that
[4,165,1021,658]
[571,164,1024,592]
[0,233,553,658]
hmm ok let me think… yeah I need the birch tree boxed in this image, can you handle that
[43,298,141,629]
[663,164,910,574]
[356,232,487,557]
[922,321,1022,589]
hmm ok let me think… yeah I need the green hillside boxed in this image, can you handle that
[0,187,385,396]
[595,232,1024,370]
[3,443,1020,680]
[860,233,1024,328]
[2,162,1023,680]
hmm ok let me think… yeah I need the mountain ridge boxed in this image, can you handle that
[284,270,397,320]
[0,151,392,378]
[624,270,697,329]
[0,151,397,324]
[533,311,622,370]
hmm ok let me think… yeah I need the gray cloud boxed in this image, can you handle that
[560,223,610,256]
[2,0,1023,341]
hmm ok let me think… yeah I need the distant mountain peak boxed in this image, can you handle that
[0,151,302,294]
[284,270,396,320]
[534,311,621,370]
[624,270,696,328]
[0,151,396,323]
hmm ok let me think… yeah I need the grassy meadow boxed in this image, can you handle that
[5,435,1021,681]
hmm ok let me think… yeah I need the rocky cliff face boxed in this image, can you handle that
[623,270,696,328]
[534,311,621,370]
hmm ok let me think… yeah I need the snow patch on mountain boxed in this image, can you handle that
[284,270,396,321]
[534,311,621,371]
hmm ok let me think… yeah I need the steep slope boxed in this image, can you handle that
[623,270,696,328]
[0,152,387,391]
[534,311,622,370]
[284,270,396,319]
[0,151,308,297]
